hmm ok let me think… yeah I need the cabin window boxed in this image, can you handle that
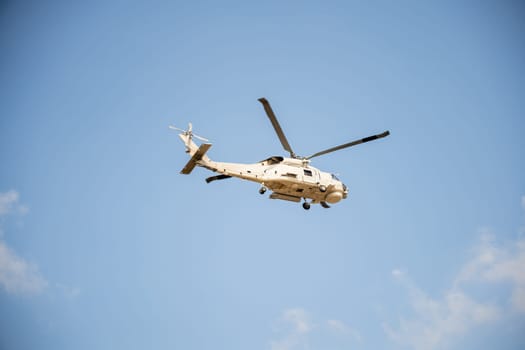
[303,169,313,176]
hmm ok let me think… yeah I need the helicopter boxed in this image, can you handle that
[170,97,389,210]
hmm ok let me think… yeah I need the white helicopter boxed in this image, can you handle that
[170,98,389,210]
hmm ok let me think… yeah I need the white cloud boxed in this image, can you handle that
[326,319,362,342]
[0,190,19,215]
[326,319,348,333]
[0,190,28,216]
[0,241,48,295]
[391,268,403,277]
[455,234,525,312]
[386,196,525,349]
[282,308,313,334]
[270,308,313,350]
[270,308,361,350]
[385,270,501,350]
[0,190,47,296]
[387,226,525,349]
[270,333,304,350]
[56,283,81,299]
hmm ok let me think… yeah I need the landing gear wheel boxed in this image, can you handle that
[302,202,311,210]
[319,185,327,192]
[259,186,267,195]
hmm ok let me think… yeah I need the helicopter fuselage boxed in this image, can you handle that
[202,156,348,205]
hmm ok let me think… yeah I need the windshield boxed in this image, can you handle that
[331,174,340,181]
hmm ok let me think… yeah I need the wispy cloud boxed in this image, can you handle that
[455,233,525,312]
[56,283,81,299]
[384,268,500,350]
[385,196,525,350]
[270,308,313,350]
[0,241,48,295]
[326,319,362,342]
[0,190,28,216]
[281,308,313,334]
[0,190,47,295]
[270,308,361,350]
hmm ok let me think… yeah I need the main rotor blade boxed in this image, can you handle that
[306,130,390,160]
[258,98,296,158]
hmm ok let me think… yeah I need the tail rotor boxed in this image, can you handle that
[169,123,210,142]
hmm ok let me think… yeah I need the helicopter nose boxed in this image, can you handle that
[343,183,348,199]
[325,190,343,203]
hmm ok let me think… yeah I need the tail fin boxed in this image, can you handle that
[178,132,200,155]
[170,124,212,174]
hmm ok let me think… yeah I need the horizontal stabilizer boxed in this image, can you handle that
[269,192,302,203]
[206,174,232,183]
[180,143,212,174]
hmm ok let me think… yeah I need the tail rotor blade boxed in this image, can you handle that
[169,125,186,132]
[169,124,209,142]
[193,134,210,142]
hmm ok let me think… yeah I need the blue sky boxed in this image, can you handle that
[1,1,524,349]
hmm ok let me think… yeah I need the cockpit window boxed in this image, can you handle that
[331,174,340,181]
[304,169,313,176]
